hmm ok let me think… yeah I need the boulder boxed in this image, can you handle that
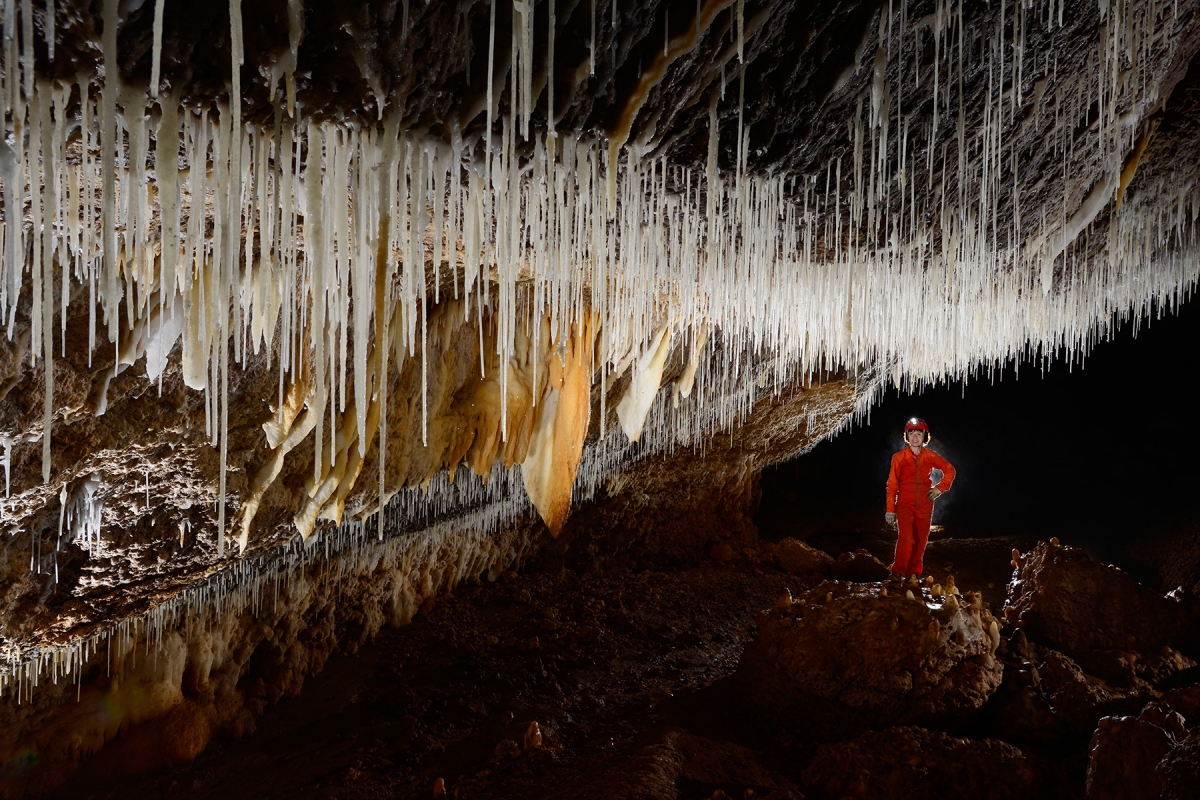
[1006,542,1198,659]
[737,580,1003,740]
[801,726,1040,799]
[828,549,890,582]
[776,537,834,576]
[1037,649,1147,733]
[1086,704,1189,800]
[1158,733,1200,800]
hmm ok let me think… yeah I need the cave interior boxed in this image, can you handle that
[2,0,1200,797]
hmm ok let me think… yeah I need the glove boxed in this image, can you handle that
[927,486,943,501]
[885,512,897,527]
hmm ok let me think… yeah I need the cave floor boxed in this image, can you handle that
[54,555,806,800]
[47,525,1069,800]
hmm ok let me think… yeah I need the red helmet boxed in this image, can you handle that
[904,418,931,445]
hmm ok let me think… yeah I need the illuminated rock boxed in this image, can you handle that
[736,580,1003,739]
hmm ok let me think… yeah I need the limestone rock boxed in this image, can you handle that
[801,726,1040,799]
[1006,541,1198,659]
[1036,649,1147,733]
[775,537,834,576]
[736,580,1002,739]
[1086,704,1190,800]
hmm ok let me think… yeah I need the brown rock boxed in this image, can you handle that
[1037,649,1146,733]
[1076,646,1197,689]
[493,739,521,760]
[984,684,1070,746]
[711,543,736,563]
[736,581,1003,739]
[1163,684,1200,721]
[550,727,801,800]
[1158,733,1200,800]
[828,549,890,582]
[775,537,834,575]
[802,726,1040,799]
[1006,542,1197,659]
[1086,704,1188,800]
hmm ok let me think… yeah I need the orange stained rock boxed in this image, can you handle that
[522,315,595,536]
[240,300,602,544]
[523,720,543,750]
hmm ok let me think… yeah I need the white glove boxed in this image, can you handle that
[885,512,897,527]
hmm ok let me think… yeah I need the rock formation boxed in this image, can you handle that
[1006,542,1200,660]
[737,578,1003,739]
[802,726,1041,799]
[1,0,1200,794]
[1086,704,1191,800]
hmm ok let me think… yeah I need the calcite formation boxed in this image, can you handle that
[1,0,1200,792]
[0,365,861,798]
[737,578,1003,739]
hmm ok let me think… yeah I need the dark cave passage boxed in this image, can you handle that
[757,299,1200,591]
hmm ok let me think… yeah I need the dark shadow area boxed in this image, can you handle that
[757,299,1200,589]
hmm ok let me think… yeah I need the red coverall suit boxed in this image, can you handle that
[886,448,956,576]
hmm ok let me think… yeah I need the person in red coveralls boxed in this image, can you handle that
[884,418,956,578]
